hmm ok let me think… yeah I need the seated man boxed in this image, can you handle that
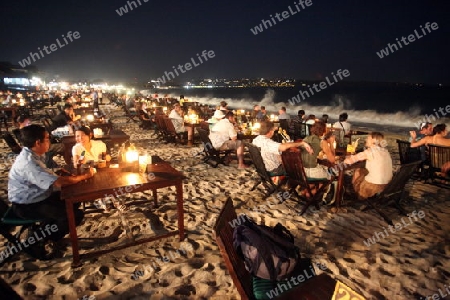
[169,102,193,143]
[8,125,94,253]
[209,111,248,169]
[409,122,433,161]
[13,115,64,168]
[252,121,313,174]
[344,132,393,199]
[51,103,80,131]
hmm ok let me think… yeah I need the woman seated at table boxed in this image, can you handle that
[344,132,393,200]
[302,121,336,179]
[410,123,450,148]
[72,126,110,168]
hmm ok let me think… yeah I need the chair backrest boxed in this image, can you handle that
[281,149,318,198]
[376,160,422,201]
[2,132,22,154]
[213,198,254,300]
[41,118,54,135]
[163,117,177,135]
[197,128,218,155]
[279,119,289,131]
[198,121,210,133]
[428,144,450,170]
[293,122,308,139]
[246,143,273,182]
[396,139,421,164]
[154,115,168,132]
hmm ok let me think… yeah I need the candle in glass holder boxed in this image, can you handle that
[125,149,139,163]
[86,115,94,122]
[138,155,148,173]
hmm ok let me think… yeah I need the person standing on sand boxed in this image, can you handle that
[209,111,249,169]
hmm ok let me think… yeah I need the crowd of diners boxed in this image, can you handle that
[2,88,449,258]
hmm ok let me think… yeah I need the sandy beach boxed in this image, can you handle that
[0,104,449,300]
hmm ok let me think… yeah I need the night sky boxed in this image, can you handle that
[1,0,448,83]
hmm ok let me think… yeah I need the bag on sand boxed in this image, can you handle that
[233,217,299,281]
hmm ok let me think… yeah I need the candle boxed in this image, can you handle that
[86,115,94,122]
[125,150,139,163]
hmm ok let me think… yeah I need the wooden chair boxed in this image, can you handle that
[41,118,61,144]
[281,150,334,215]
[213,198,339,300]
[427,144,450,187]
[246,143,286,199]
[2,132,22,154]
[396,140,422,164]
[292,122,308,140]
[0,113,9,132]
[197,128,232,167]
[363,160,422,225]
[164,117,185,144]
[123,106,139,123]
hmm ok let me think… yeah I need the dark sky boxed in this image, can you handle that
[1,0,448,83]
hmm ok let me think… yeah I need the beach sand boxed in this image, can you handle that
[0,104,449,300]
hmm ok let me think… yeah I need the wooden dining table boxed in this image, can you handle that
[60,162,185,267]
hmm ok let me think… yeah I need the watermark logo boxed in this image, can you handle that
[116,0,149,16]
[0,224,59,263]
[413,104,450,130]
[421,283,450,300]
[288,69,350,105]
[363,210,425,247]
[250,0,313,35]
[156,50,215,85]
[266,263,327,299]
[376,22,439,59]
[18,31,81,67]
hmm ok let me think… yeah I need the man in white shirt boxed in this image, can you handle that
[333,112,351,134]
[209,111,248,169]
[253,121,313,173]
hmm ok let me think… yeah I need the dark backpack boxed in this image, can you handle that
[233,217,300,281]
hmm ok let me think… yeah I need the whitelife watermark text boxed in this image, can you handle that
[363,210,425,247]
[376,22,439,59]
[18,31,81,67]
[288,69,350,105]
[156,50,215,85]
[0,224,59,263]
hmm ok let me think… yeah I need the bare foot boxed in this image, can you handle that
[238,164,250,169]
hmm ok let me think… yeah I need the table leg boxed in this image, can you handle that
[152,189,158,207]
[335,172,345,209]
[65,200,81,267]
[176,181,184,241]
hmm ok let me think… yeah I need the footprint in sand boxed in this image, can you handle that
[131,225,140,235]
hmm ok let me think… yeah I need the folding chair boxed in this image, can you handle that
[363,160,422,225]
[123,106,139,123]
[281,149,334,215]
[246,143,286,199]
[427,144,450,187]
[2,132,22,154]
[396,140,422,165]
[164,118,186,144]
[197,128,232,167]
[213,198,338,300]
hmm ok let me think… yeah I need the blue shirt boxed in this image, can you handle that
[8,147,58,204]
